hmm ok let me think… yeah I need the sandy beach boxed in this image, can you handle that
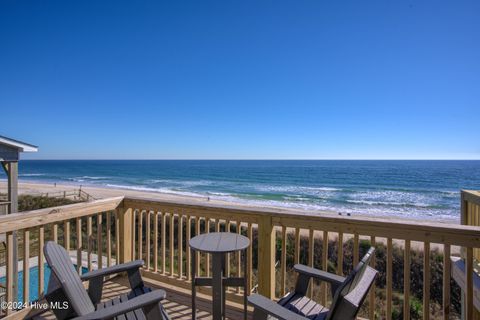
[0,181,462,254]
[0,180,460,225]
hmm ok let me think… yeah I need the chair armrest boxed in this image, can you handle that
[294,264,345,286]
[80,260,144,281]
[248,294,307,320]
[81,260,145,305]
[72,289,166,320]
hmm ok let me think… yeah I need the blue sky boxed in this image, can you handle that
[1,1,479,160]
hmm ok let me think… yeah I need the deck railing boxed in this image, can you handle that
[33,189,96,202]
[1,195,480,319]
[462,190,480,262]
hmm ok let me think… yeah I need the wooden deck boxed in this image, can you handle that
[31,274,252,320]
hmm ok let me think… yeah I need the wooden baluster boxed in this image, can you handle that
[146,210,151,270]
[226,220,230,277]
[281,226,287,296]
[337,232,343,275]
[64,220,70,253]
[309,228,314,297]
[237,221,242,293]
[423,242,430,320]
[106,212,111,267]
[206,218,211,277]
[115,211,120,265]
[76,218,83,274]
[473,202,476,227]
[186,215,191,281]
[476,203,478,226]
[353,234,359,266]
[23,229,30,303]
[477,204,480,262]
[131,210,136,260]
[52,223,58,243]
[295,227,300,265]
[87,216,93,270]
[162,211,166,274]
[475,204,480,260]
[369,236,376,320]
[466,247,474,320]
[170,213,175,276]
[97,213,103,269]
[6,232,14,315]
[195,216,201,276]
[138,210,143,263]
[247,223,253,294]
[38,226,45,297]
[443,244,450,320]
[404,239,411,320]
[153,211,158,272]
[387,238,393,320]
[178,213,183,279]
[322,231,328,305]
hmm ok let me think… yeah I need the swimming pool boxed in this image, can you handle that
[0,264,88,302]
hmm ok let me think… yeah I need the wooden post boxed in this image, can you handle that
[443,244,451,320]
[6,162,18,302]
[257,215,275,299]
[118,205,133,263]
[466,247,474,320]
[404,240,411,320]
[460,190,469,319]
[387,238,393,320]
[6,232,14,315]
[424,242,431,320]
[76,218,83,274]
[23,229,30,303]
[460,191,468,260]
[461,191,467,225]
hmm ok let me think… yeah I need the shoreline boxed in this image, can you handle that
[0,181,462,253]
[0,180,459,225]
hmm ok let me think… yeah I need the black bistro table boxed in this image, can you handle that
[189,232,250,320]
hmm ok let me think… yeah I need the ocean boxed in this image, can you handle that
[14,160,480,220]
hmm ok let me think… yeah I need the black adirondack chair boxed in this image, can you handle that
[43,241,170,320]
[248,247,377,320]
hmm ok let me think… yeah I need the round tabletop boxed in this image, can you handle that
[189,232,250,254]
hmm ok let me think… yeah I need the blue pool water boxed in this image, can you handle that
[0,264,88,302]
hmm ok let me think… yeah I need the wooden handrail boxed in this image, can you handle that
[38,189,97,201]
[2,194,480,319]
[124,196,480,319]
[125,196,480,246]
[0,197,123,234]
[463,190,480,206]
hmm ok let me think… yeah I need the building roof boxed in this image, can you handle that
[0,135,38,152]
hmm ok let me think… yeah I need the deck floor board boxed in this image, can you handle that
[32,274,252,320]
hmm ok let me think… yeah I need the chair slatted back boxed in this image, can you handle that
[44,241,95,317]
[327,247,377,320]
